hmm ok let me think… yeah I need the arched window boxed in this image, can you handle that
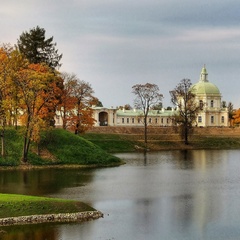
[210,100,214,107]
[211,116,214,123]
[199,100,203,110]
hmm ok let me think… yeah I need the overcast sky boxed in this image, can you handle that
[1,0,240,108]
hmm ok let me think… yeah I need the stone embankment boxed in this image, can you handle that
[0,211,103,226]
[88,126,240,138]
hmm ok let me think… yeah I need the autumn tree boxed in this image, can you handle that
[132,83,163,146]
[17,26,62,69]
[170,78,200,145]
[71,79,95,134]
[15,63,61,162]
[0,45,10,157]
[58,74,96,133]
[233,108,240,126]
[58,73,78,129]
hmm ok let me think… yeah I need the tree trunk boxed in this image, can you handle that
[1,129,5,157]
[144,116,148,148]
[184,124,189,145]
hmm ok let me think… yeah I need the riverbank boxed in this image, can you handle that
[0,194,103,226]
[0,128,121,167]
[83,126,240,152]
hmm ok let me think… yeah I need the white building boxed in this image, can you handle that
[190,66,228,127]
[55,66,229,128]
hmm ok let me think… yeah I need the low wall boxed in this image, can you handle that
[0,211,103,226]
[88,126,240,137]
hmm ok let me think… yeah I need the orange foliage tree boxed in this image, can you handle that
[58,73,96,133]
[15,63,62,162]
[233,109,240,126]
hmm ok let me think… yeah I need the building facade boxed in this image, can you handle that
[55,66,229,128]
[190,66,228,127]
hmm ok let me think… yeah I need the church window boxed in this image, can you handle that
[132,118,134,124]
[211,116,214,123]
[198,116,202,123]
[155,118,158,124]
[122,118,124,123]
[149,118,152,123]
[127,118,129,124]
[199,100,203,110]
[210,100,214,107]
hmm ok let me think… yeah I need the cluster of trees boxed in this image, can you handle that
[0,26,96,163]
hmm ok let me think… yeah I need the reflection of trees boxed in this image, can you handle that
[0,168,94,196]
[2,223,58,240]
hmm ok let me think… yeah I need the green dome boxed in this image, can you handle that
[190,66,220,95]
[190,81,220,95]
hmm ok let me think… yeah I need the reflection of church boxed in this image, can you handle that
[55,66,229,128]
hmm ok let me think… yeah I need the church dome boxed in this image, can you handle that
[190,66,220,95]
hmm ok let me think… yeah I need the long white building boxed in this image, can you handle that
[55,66,229,128]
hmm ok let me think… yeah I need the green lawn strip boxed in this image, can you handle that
[0,194,95,218]
[82,133,138,152]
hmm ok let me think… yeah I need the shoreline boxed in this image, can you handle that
[0,211,103,226]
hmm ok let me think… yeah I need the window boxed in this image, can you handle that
[161,118,163,124]
[56,116,60,124]
[127,118,129,124]
[221,116,224,123]
[132,118,134,124]
[198,116,202,123]
[210,100,214,107]
[149,118,152,123]
[138,118,141,123]
[155,118,158,124]
[122,118,124,123]
[199,100,203,110]
[211,116,214,124]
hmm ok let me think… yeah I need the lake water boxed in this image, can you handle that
[1,150,240,240]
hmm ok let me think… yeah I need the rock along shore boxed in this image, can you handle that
[0,211,103,226]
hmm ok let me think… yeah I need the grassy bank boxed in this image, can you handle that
[82,132,240,152]
[81,133,138,152]
[0,193,94,218]
[0,128,121,166]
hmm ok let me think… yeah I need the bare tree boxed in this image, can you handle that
[170,78,200,145]
[132,83,163,146]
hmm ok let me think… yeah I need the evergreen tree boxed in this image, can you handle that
[17,26,62,69]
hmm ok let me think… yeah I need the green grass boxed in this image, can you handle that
[0,128,121,166]
[41,129,121,165]
[191,137,240,149]
[0,193,94,218]
[81,133,138,152]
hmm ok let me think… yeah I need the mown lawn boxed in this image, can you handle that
[0,194,95,218]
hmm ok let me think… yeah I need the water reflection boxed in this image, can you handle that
[0,150,240,240]
[0,168,94,196]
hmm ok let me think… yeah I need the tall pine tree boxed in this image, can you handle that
[17,26,62,70]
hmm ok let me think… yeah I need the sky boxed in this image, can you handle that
[1,0,240,108]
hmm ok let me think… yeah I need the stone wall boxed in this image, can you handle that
[88,126,240,137]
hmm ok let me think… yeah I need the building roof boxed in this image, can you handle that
[190,66,221,95]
